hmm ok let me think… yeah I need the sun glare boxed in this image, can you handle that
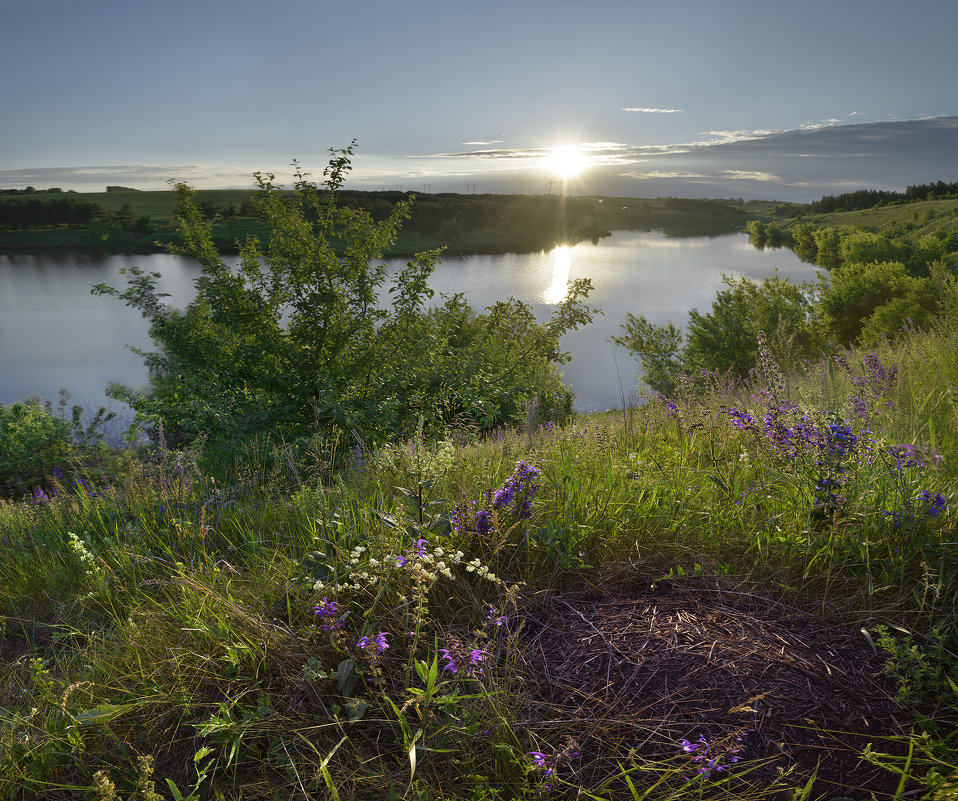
[542,146,588,180]
[542,245,572,304]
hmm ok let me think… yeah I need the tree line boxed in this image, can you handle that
[0,196,154,233]
[806,180,958,215]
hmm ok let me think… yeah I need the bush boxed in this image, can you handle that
[614,273,822,394]
[95,145,595,461]
[0,401,73,496]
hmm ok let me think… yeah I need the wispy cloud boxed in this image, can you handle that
[622,107,683,114]
[720,170,782,182]
[7,117,955,200]
[624,170,709,180]
[0,163,259,190]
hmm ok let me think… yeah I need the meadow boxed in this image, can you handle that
[1,314,956,799]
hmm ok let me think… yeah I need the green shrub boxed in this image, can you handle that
[95,145,595,461]
[0,401,73,496]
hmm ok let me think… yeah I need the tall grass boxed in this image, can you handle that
[1,317,956,799]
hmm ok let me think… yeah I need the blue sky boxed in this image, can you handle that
[2,0,957,200]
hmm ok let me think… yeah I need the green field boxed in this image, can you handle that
[785,198,958,239]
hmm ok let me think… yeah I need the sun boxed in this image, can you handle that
[542,145,588,180]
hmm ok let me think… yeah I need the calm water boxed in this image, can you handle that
[0,232,816,419]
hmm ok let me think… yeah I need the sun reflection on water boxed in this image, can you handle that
[542,244,571,304]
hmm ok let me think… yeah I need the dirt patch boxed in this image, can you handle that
[519,581,907,797]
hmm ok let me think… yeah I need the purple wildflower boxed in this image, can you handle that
[32,487,52,504]
[313,598,343,632]
[727,407,757,430]
[527,735,579,789]
[679,732,745,780]
[486,604,507,628]
[438,638,488,678]
[474,509,492,536]
[438,648,458,674]
[357,631,389,656]
[488,460,541,519]
[918,490,947,518]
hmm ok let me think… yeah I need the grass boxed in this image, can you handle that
[1,318,958,799]
[783,198,958,242]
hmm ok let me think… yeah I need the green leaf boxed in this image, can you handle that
[75,703,133,726]
[344,698,368,722]
[337,658,358,698]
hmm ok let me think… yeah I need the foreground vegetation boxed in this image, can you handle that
[1,315,957,799]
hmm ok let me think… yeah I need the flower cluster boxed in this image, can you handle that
[313,598,343,632]
[656,393,681,420]
[728,371,876,512]
[679,732,744,780]
[849,351,899,423]
[894,443,944,470]
[464,557,499,583]
[918,490,947,518]
[356,631,389,655]
[453,460,542,538]
[889,490,948,531]
[66,530,101,582]
[486,604,508,628]
[438,637,488,678]
[528,735,579,790]
[490,460,541,519]
[727,407,757,430]
[811,419,863,510]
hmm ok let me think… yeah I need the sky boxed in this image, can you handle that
[2,0,957,201]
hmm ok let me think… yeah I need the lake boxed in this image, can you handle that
[0,232,817,423]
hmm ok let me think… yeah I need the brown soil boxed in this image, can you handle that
[519,580,909,798]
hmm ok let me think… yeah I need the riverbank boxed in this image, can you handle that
[0,190,747,256]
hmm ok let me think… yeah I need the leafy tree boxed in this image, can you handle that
[838,230,907,267]
[818,260,919,344]
[94,146,595,459]
[746,220,767,249]
[684,273,820,377]
[0,402,72,496]
[614,273,821,394]
[812,227,846,270]
[858,284,937,345]
[790,223,819,263]
[611,315,684,396]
